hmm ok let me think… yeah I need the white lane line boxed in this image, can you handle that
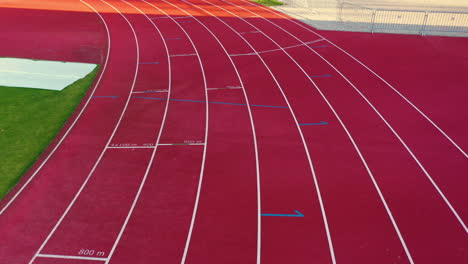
[105,1,210,264]
[217,0,416,262]
[107,146,156,149]
[170,53,197,57]
[158,143,205,146]
[90,1,172,264]
[234,0,468,234]
[0,0,112,216]
[37,254,107,261]
[161,1,262,263]
[230,52,258,56]
[240,1,468,159]
[28,0,141,263]
[190,1,335,263]
[256,39,324,54]
[229,38,323,56]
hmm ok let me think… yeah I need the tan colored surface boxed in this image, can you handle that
[348,0,468,12]
[274,0,468,36]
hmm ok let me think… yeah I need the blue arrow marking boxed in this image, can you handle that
[310,74,332,78]
[165,37,182,40]
[93,96,118,99]
[299,121,328,126]
[261,210,304,217]
[140,62,160,65]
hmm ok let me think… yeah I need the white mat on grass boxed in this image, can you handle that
[0,58,97,91]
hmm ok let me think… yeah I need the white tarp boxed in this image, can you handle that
[0,58,97,91]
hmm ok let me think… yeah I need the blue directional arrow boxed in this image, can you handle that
[299,121,328,126]
[92,95,118,99]
[310,74,332,78]
[261,210,304,217]
[139,62,160,65]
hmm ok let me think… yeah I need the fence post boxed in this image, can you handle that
[420,11,429,35]
[338,1,344,22]
[371,9,376,33]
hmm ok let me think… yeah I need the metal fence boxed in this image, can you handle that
[338,2,468,35]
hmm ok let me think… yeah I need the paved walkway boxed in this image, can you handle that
[275,0,468,36]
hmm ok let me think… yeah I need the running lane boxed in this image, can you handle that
[99,0,207,263]
[233,0,468,223]
[156,1,259,263]
[251,12,468,224]
[184,1,335,263]
[301,32,468,221]
[0,1,139,263]
[217,0,468,263]
[26,0,167,262]
[191,0,414,263]
[2,0,467,263]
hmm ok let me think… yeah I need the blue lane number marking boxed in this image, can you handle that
[261,210,304,217]
[299,121,328,126]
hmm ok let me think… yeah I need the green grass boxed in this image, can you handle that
[252,0,283,6]
[0,66,99,200]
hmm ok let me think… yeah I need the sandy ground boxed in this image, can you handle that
[275,0,468,36]
[347,0,468,12]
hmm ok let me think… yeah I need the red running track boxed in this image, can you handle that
[0,0,466,263]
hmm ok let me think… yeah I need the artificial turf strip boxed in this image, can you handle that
[252,0,283,6]
[0,66,99,200]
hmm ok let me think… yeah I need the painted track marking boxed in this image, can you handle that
[229,0,468,233]
[239,0,468,159]
[170,53,197,57]
[107,146,156,149]
[211,0,416,262]
[155,0,263,263]
[261,210,304,217]
[28,0,142,262]
[93,95,118,98]
[0,0,112,216]
[133,96,287,108]
[229,39,325,56]
[139,61,160,64]
[158,143,205,146]
[89,1,173,263]
[310,74,332,78]
[188,1,337,263]
[300,121,328,126]
[107,1,211,264]
[37,254,106,261]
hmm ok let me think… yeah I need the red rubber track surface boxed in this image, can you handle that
[0,0,466,263]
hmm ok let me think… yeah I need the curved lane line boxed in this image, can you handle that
[205,2,416,262]
[29,0,141,262]
[138,1,211,264]
[155,0,263,263]
[228,0,467,234]
[0,0,112,216]
[239,0,468,159]
[183,1,337,263]
[101,0,173,263]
